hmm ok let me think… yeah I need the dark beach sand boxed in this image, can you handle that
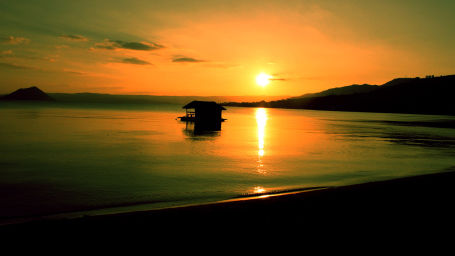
[2,170,455,237]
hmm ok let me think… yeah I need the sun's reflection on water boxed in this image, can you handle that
[256,108,268,174]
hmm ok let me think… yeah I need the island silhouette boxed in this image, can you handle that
[0,86,54,101]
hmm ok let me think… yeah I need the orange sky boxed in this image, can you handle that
[1,0,454,96]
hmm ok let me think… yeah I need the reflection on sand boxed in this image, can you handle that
[256,108,268,174]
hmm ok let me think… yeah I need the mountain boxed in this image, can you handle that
[293,84,379,99]
[1,86,54,101]
[223,75,455,115]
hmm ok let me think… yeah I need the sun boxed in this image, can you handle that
[256,73,271,87]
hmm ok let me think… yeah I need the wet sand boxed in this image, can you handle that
[3,170,455,235]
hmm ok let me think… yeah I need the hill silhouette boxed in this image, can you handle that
[293,83,379,99]
[1,86,54,101]
[223,75,455,115]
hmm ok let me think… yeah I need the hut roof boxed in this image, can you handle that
[182,101,226,110]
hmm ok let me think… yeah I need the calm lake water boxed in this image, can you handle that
[1,102,455,222]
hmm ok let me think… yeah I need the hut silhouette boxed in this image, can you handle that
[179,101,226,131]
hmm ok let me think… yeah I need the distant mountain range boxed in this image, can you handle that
[223,75,455,115]
[0,87,286,105]
[46,93,287,105]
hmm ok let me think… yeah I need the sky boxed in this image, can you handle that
[0,0,454,96]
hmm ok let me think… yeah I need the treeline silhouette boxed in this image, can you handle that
[223,75,455,115]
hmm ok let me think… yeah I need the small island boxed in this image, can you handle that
[1,86,55,101]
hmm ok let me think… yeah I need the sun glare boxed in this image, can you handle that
[256,73,271,87]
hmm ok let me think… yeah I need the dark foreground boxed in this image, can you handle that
[2,171,455,239]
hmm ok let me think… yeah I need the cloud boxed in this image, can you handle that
[0,36,30,45]
[0,62,35,70]
[172,57,205,63]
[270,73,288,81]
[0,50,13,57]
[94,39,164,51]
[119,57,151,65]
[59,34,88,42]
[203,61,242,69]
[56,45,70,49]
[63,69,87,75]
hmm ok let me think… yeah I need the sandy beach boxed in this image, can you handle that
[2,170,455,236]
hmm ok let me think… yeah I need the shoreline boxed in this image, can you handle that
[0,186,329,227]
[3,170,455,232]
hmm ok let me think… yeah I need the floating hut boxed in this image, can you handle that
[179,101,226,131]
[180,101,226,122]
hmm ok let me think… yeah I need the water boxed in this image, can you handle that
[1,102,455,222]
